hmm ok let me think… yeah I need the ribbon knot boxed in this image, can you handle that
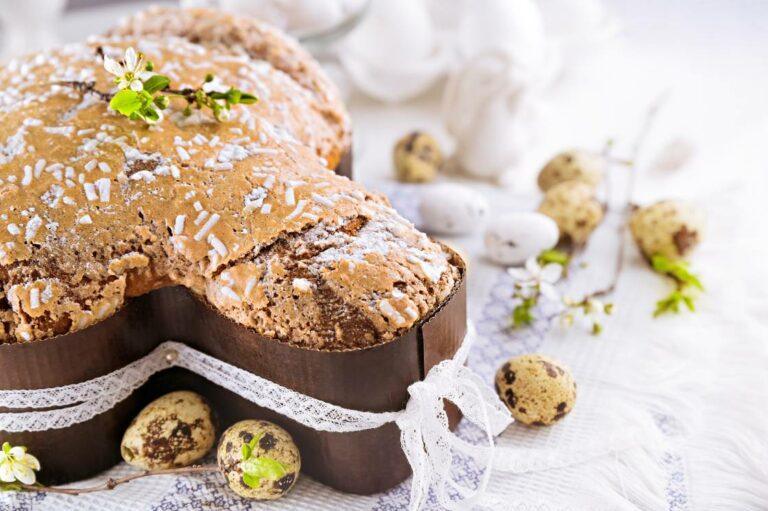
[396,329,513,511]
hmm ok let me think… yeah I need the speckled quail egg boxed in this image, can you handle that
[537,149,605,192]
[538,181,604,245]
[217,420,301,500]
[495,354,577,426]
[394,131,443,183]
[419,183,489,235]
[121,391,216,470]
[629,200,705,260]
[484,212,559,265]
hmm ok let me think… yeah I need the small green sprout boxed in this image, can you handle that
[239,435,287,489]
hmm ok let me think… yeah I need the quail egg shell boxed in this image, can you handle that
[121,391,216,470]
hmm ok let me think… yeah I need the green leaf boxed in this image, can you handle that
[153,95,170,109]
[512,297,536,328]
[2,442,10,454]
[226,88,242,104]
[238,92,258,104]
[240,456,287,487]
[139,106,160,123]
[537,249,569,267]
[209,88,257,105]
[241,444,251,461]
[242,473,261,489]
[109,90,143,116]
[143,75,170,94]
[653,284,698,317]
[651,255,704,290]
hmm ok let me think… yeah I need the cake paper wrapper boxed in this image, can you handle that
[0,243,465,495]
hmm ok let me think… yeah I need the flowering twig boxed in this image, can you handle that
[507,95,670,335]
[1,441,219,496]
[508,258,563,329]
[20,465,216,496]
[506,252,614,336]
[57,46,257,125]
[0,442,39,486]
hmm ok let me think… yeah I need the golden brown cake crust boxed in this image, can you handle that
[0,35,458,349]
[107,6,351,170]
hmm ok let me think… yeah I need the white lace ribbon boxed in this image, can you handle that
[0,327,629,510]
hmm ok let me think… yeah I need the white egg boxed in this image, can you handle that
[418,184,489,235]
[484,212,559,265]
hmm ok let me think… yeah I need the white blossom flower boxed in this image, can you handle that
[202,76,229,94]
[103,47,153,92]
[0,442,40,485]
[561,296,614,334]
[507,257,563,301]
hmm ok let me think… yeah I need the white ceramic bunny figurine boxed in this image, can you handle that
[443,50,544,180]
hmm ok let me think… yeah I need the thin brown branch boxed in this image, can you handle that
[21,465,216,496]
[583,91,670,299]
[54,80,113,102]
[55,81,208,111]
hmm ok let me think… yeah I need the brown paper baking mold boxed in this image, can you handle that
[0,243,464,496]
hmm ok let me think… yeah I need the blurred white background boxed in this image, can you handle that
[1,0,762,198]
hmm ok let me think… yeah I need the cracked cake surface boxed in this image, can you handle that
[108,5,351,169]
[0,21,460,349]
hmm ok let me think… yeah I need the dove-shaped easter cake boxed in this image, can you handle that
[0,7,466,495]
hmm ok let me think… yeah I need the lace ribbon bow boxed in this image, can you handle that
[396,330,513,511]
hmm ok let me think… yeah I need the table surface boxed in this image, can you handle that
[15,1,768,509]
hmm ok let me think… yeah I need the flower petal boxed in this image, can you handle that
[20,454,40,471]
[103,57,124,76]
[0,463,14,482]
[8,446,25,460]
[525,257,541,275]
[124,48,138,71]
[138,70,154,81]
[13,463,35,485]
[129,79,144,92]
[202,77,229,94]
[589,299,605,314]
[539,263,563,284]
[540,282,560,301]
[507,268,530,281]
